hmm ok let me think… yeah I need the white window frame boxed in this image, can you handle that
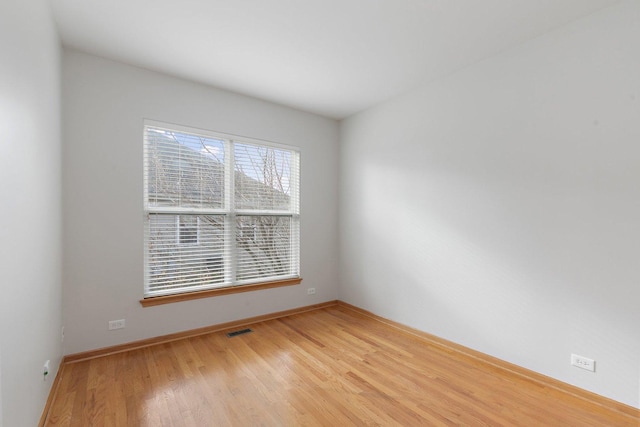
[143,120,300,299]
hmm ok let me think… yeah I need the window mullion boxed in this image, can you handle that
[225,140,237,285]
[147,206,227,215]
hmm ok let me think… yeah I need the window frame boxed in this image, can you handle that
[142,120,301,305]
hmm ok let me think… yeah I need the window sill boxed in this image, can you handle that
[140,277,302,307]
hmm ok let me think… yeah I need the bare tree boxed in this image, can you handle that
[234,145,294,279]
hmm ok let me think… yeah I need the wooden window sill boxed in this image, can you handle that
[140,278,302,307]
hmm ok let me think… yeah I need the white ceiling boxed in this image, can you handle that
[51,0,619,119]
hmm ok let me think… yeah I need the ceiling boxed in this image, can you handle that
[51,0,619,119]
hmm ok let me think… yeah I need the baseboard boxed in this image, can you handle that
[336,300,640,420]
[38,359,66,427]
[64,300,338,363]
[51,298,639,422]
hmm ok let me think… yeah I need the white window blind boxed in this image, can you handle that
[144,122,300,297]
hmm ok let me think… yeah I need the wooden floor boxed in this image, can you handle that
[45,305,638,426]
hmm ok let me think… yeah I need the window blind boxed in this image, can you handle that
[146,127,226,209]
[144,122,300,297]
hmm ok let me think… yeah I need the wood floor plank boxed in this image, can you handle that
[45,306,639,426]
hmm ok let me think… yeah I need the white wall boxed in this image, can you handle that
[340,0,640,408]
[62,50,339,354]
[0,0,63,425]
[0,349,2,427]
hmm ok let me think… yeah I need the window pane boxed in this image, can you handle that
[144,122,301,298]
[146,214,226,295]
[234,143,293,211]
[146,127,225,208]
[235,215,299,282]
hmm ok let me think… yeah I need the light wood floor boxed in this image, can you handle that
[45,305,638,426]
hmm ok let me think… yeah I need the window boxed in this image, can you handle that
[143,121,300,299]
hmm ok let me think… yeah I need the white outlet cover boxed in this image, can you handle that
[571,354,596,372]
[108,319,126,330]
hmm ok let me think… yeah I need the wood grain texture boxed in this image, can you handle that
[44,305,639,426]
[337,301,640,420]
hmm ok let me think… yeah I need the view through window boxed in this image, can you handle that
[143,122,300,298]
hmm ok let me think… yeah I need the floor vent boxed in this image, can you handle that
[226,328,253,338]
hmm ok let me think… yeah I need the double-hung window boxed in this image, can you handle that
[143,121,300,301]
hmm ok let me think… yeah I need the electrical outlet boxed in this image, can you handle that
[44,360,50,379]
[571,354,595,372]
[307,287,316,295]
[108,319,126,330]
